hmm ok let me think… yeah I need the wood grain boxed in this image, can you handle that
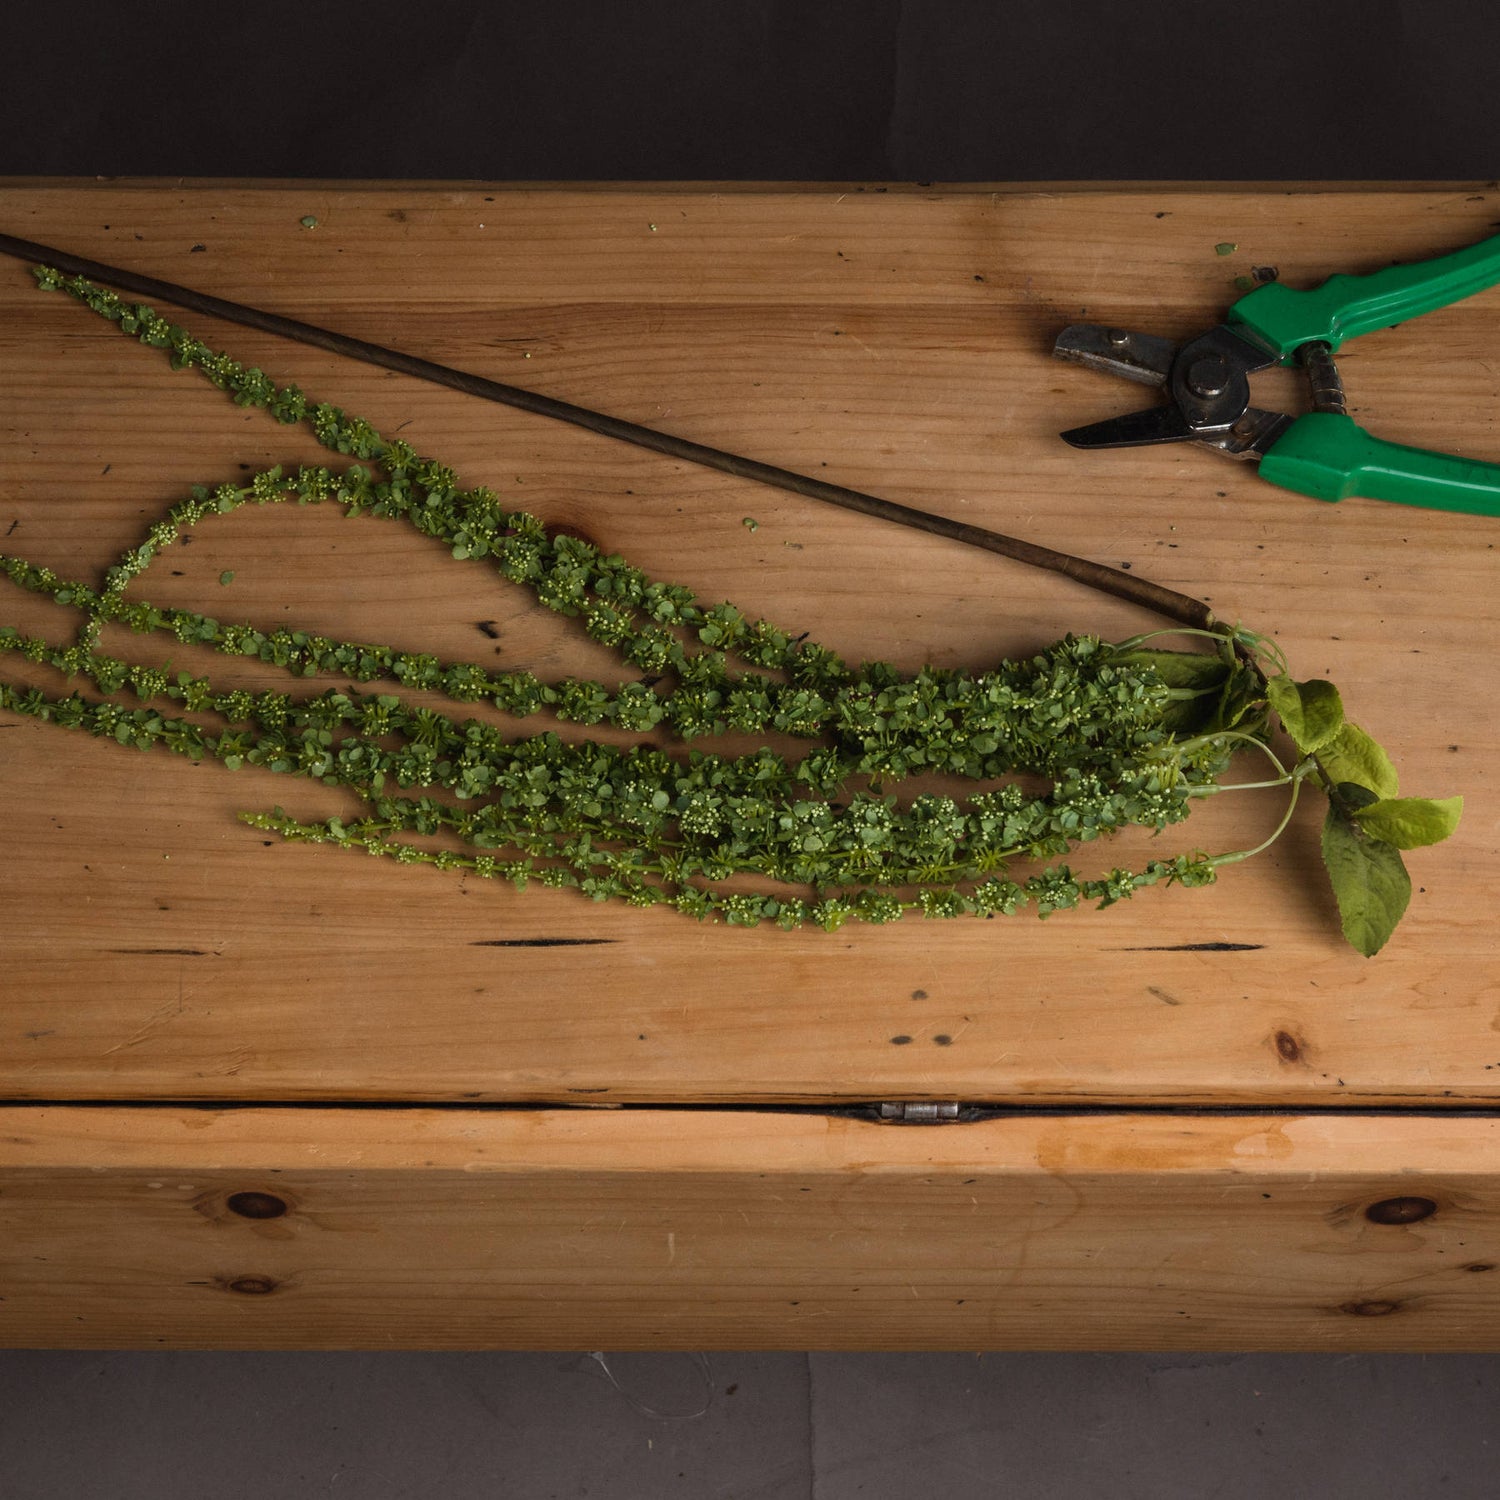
[1,183,1497,1105]
[3,1105,1499,1350]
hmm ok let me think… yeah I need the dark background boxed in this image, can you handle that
[4,0,1497,182]
[3,3,1498,1497]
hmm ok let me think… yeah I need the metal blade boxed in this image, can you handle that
[1060,404,1194,449]
[1052,324,1178,386]
[1198,407,1295,460]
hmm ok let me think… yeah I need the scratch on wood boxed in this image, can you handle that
[100,999,182,1055]
[1147,986,1182,1006]
[217,1047,255,1076]
[1115,941,1264,952]
[106,947,209,956]
[470,937,617,947]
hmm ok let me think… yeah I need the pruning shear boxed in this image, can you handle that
[1053,233,1500,516]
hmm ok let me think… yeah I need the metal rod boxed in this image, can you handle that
[0,230,1216,632]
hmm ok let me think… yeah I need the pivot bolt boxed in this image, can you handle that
[1186,354,1229,399]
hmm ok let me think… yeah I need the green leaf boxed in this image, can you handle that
[1116,648,1228,691]
[1116,647,1245,734]
[1212,664,1263,735]
[1353,795,1462,850]
[1318,723,1398,799]
[1332,781,1380,812]
[1266,674,1344,755]
[1320,807,1411,957]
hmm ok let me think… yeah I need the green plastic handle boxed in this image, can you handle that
[1229,232,1500,358]
[1260,412,1500,515]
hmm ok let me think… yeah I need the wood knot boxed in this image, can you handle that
[1365,1196,1437,1226]
[224,1276,281,1296]
[1273,1029,1303,1064]
[1340,1299,1401,1317]
[226,1191,289,1220]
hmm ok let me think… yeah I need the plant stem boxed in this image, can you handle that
[1187,774,1292,795]
[1174,728,1287,777]
[1208,774,1306,868]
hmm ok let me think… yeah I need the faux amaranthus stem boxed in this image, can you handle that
[0,268,1292,932]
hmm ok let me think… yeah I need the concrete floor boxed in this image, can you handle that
[1,1351,1496,1497]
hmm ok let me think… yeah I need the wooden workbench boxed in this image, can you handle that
[1,181,1497,1349]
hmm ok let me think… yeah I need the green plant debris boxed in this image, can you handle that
[299,215,319,230]
[1215,241,1238,256]
[0,266,1462,948]
[219,570,235,585]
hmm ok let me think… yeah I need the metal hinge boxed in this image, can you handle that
[876,1101,964,1124]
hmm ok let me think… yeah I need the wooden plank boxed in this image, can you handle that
[1,183,1497,1105]
[3,1106,1499,1350]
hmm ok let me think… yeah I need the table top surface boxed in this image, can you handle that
[1,180,1495,1107]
